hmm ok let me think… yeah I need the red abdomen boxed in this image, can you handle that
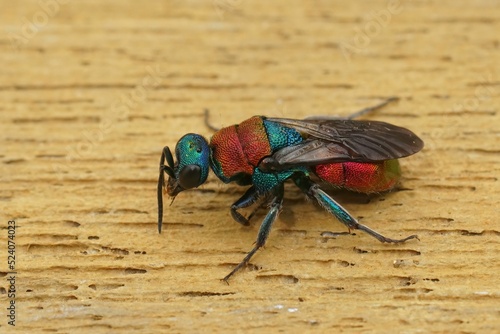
[313,160,401,193]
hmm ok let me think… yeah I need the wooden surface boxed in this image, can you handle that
[1,0,499,333]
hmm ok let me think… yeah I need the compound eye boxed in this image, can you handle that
[178,164,202,189]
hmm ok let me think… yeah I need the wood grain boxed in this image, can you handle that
[1,0,499,333]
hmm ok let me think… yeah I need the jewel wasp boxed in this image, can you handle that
[157,97,424,282]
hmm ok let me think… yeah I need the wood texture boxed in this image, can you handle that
[1,0,499,332]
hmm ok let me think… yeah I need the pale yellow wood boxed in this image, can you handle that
[1,0,499,333]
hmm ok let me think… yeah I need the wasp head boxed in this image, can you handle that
[158,133,210,232]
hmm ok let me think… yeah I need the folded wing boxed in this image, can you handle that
[260,118,424,171]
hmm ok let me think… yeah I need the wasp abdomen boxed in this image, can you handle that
[313,160,401,193]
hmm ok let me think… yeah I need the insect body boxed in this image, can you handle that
[158,99,424,282]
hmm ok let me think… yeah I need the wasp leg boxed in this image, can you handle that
[246,203,264,223]
[304,97,399,121]
[293,175,418,244]
[204,108,220,131]
[223,185,284,283]
[231,186,261,226]
[346,96,399,120]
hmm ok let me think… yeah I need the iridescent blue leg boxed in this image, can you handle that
[223,185,284,283]
[231,186,260,226]
[293,175,418,243]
